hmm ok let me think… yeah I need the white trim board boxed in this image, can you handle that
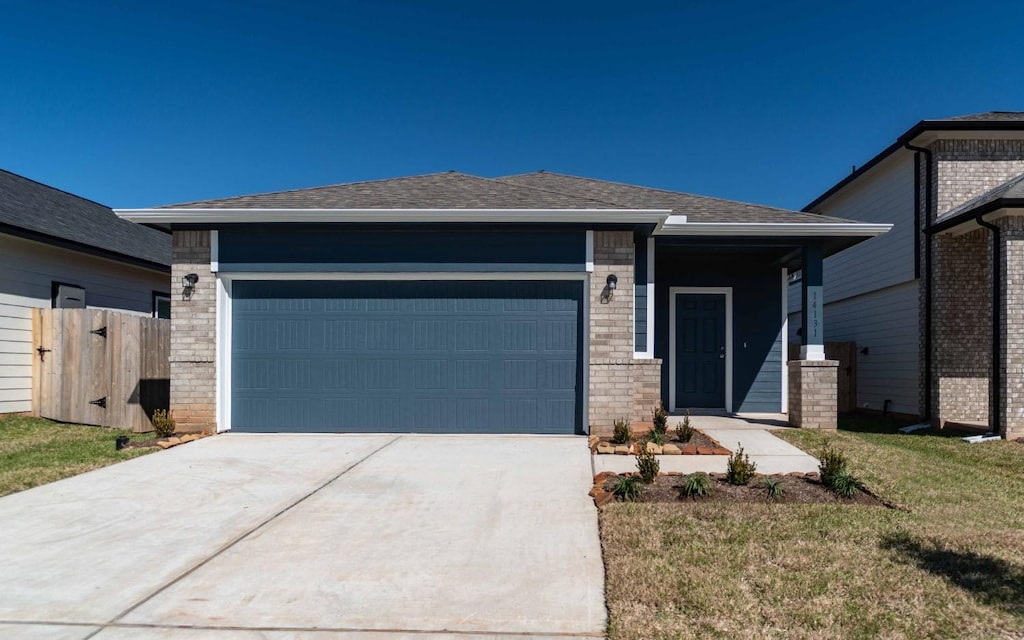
[214,271,590,434]
[633,237,656,359]
[116,208,672,225]
[668,287,733,413]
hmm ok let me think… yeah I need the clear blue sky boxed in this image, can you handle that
[2,0,1022,210]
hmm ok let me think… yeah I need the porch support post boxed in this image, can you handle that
[800,242,825,360]
[789,240,837,430]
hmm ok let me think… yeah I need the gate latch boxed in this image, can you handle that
[89,397,107,409]
[90,327,107,338]
[36,346,51,362]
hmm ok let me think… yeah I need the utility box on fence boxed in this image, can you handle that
[33,308,170,432]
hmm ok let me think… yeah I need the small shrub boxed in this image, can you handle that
[818,441,850,486]
[651,401,668,436]
[635,443,660,483]
[611,418,632,445]
[763,477,784,500]
[829,469,864,498]
[611,475,643,502]
[646,429,665,446]
[674,410,694,443]
[680,473,713,499]
[152,409,175,438]
[726,444,757,486]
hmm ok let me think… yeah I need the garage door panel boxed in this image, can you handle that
[231,280,581,433]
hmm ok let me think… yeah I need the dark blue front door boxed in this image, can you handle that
[231,280,583,434]
[674,293,726,408]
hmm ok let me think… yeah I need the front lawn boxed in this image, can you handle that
[0,416,155,497]
[600,415,1024,639]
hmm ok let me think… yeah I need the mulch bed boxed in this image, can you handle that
[594,472,889,507]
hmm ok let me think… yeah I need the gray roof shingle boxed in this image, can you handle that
[0,169,170,268]
[496,172,859,224]
[161,172,624,210]
[937,111,1024,122]
[160,170,859,224]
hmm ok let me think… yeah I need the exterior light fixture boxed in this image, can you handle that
[601,274,618,304]
[182,273,199,300]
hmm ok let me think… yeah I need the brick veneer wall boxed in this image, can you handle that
[931,230,991,424]
[588,231,663,435]
[923,139,1024,432]
[997,216,1024,439]
[787,360,838,430]
[170,231,216,432]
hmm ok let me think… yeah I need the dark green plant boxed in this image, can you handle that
[726,444,757,486]
[635,442,660,483]
[674,410,694,443]
[828,469,864,498]
[818,441,850,487]
[763,477,785,500]
[652,401,668,435]
[611,475,643,502]
[680,473,713,499]
[611,418,632,445]
[646,429,665,446]
[151,409,175,438]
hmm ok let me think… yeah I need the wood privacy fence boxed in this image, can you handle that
[32,309,170,432]
[788,341,858,414]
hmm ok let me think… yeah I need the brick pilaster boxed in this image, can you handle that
[787,360,838,430]
[170,230,216,433]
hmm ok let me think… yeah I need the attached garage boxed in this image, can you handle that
[229,279,584,434]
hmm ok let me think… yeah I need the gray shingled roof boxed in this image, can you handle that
[161,172,623,210]
[160,170,858,224]
[937,111,1024,122]
[497,172,859,224]
[0,169,170,268]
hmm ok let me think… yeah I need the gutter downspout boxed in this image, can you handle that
[976,215,1003,437]
[904,142,933,422]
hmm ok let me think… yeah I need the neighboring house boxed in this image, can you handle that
[0,169,171,415]
[792,112,1024,439]
[117,172,887,435]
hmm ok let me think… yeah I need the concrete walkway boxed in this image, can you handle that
[0,434,605,639]
[592,414,819,476]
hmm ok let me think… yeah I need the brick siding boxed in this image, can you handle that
[170,230,216,432]
[787,360,838,430]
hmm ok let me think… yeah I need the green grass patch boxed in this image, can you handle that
[0,415,155,497]
[601,414,1024,639]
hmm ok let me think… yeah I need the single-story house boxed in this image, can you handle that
[0,169,171,415]
[793,112,1024,439]
[117,172,889,435]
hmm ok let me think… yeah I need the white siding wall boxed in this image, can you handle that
[790,150,920,414]
[0,234,170,414]
[789,281,919,414]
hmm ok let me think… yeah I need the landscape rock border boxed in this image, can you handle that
[587,430,730,456]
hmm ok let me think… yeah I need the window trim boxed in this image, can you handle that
[152,291,171,319]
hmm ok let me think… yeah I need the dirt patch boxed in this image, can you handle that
[601,473,887,507]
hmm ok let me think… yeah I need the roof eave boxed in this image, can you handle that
[114,208,674,225]
[654,222,892,237]
[930,199,1024,235]
[803,119,1024,212]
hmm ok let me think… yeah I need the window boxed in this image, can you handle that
[153,292,171,319]
[51,282,85,309]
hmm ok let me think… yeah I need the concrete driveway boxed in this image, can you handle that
[0,434,605,639]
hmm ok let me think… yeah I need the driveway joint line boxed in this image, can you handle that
[85,435,403,638]
[3,618,604,638]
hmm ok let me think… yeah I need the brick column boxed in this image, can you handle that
[997,216,1024,439]
[787,360,838,430]
[170,231,216,433]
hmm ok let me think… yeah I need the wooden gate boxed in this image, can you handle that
[33,309,170,432]
[788,341,858,414]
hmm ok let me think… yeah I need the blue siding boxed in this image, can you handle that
[231,280,583,434]
[634,237,648,353]
[655,247,782,413]
[219,229,585,272]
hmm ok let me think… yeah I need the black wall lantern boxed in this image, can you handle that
[181,273,199,300]
[601,274,618,304]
